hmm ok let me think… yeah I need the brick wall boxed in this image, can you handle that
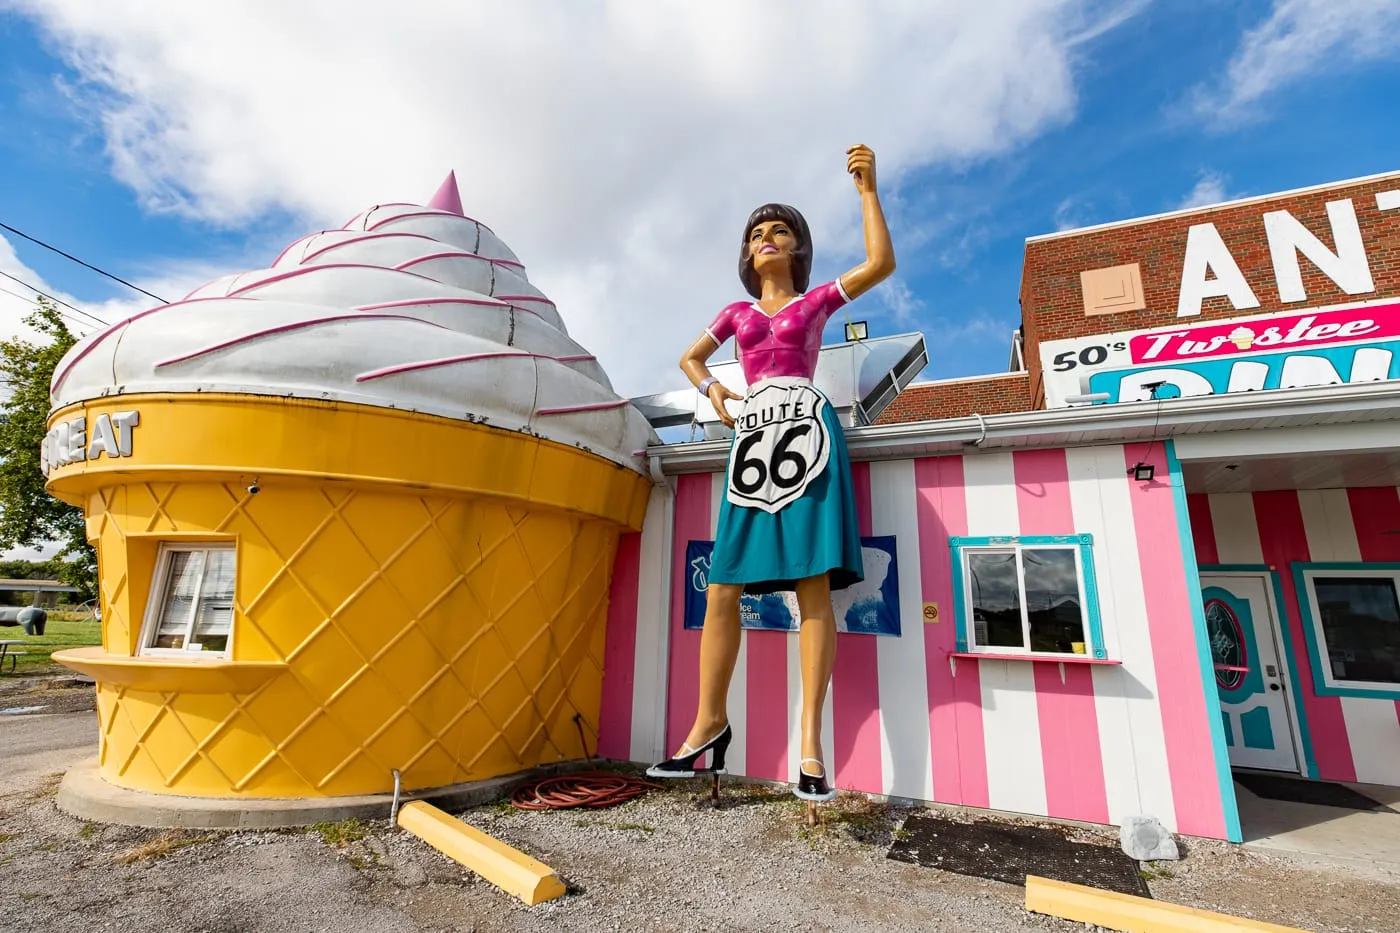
[874,372,1031,424]
[1020,172,1400,407]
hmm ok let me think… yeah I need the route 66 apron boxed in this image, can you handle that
[725,378,832,514]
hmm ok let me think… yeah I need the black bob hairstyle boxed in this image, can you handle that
[738,202,812,299]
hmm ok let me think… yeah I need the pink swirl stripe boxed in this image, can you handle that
[394,251,526,272]
[364,209,492,235]
[225,263,442,298]
[536,399,630,416]
[494,294,557,308]
[153,313,452,369]
[299,231,443,265]
[355,350,598,383]
[51,298,255,393]
[269,231,322,269]
[341,202,423,230]
[355,351,541,383]
[354,296,513,312]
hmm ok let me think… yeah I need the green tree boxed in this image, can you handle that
[0,297,95,598]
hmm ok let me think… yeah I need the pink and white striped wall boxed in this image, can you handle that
[599,442,1236,841]
[1188,486,1400,788]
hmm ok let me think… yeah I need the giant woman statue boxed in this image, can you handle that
[648,145,896,802]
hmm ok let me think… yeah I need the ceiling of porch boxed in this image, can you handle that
[1182,451,1400,494]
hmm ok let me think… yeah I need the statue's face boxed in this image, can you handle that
[747,219,798,279]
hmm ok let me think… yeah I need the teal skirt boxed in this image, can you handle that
[708,389,864,595]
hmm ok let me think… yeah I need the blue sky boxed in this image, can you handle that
[1,1,1398,396]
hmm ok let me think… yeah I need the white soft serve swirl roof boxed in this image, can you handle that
[50,183,657,473]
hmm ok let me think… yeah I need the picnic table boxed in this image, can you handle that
[0,639,25,673]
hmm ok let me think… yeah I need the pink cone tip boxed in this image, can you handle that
[427,171,464,216]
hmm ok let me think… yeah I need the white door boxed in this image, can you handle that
[1200,573,1300,773]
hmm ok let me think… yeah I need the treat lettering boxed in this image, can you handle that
[41,410,140,476]
[738,399,805,433]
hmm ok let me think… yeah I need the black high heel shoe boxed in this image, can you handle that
[645,723,732,778]
[794,758,836,802]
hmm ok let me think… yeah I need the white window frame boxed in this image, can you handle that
[1298,566,1400,697]
[954,536,1104,659]
[138,542,237,658]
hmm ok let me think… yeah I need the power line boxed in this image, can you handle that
[0,269,109,330]
[0,219,167,305]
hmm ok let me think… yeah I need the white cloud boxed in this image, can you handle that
[1190,0,1400,126]
[7,0,1144,396]
[1176,169,1235,210]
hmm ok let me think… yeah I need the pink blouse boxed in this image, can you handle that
[705,279,851,384]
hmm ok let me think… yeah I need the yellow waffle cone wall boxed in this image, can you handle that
[45,394,650,798]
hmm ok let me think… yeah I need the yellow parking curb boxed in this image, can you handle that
[1025,876,1313,932]
[396,801,566,906]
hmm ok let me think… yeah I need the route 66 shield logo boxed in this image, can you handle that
[726,382,831,513]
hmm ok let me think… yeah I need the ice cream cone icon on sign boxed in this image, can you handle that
[1228,326,1255,350]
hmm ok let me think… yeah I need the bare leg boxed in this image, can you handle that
[676,582,743,754]
[794,573,837,773]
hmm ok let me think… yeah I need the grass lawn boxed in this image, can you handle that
[1,613,102,676]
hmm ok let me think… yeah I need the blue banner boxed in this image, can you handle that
[1086,337,1400,404]
[683,536,901,636]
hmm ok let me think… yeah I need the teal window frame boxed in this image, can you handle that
[949,534,1107,660]
[1292,562,1400,700]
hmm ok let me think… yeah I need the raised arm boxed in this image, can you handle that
[836,144,896,301]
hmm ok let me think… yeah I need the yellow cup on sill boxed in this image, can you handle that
[1071,642,1086,655]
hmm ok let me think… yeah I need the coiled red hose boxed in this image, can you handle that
[510,770,662,810]
[508,714,663,810]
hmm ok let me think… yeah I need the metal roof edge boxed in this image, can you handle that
[647,381,1400,474]
[1024,168,1400,244]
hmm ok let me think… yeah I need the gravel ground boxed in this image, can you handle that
[2,679,1399,933]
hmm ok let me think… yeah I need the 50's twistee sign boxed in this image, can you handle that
[1040,298,1400,407]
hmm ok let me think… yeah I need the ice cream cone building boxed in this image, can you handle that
[44,174,655,802]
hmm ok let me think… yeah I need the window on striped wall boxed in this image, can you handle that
[1296,565,1400,697]
[950,535,1106,660]
[138,543,236,657]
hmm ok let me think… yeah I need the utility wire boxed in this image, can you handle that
[0,268,109,329]
[0,219,167,305]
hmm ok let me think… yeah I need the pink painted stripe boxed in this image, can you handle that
[666,474,711,756]
[1014,448,1110,826]
[1346,487,1400,724]
[598,532,641,760]
[1187,493,1220,566]
[50,298,253,393]
[745,630,788,781]
[915,455,989,808]
[226,262,440,298]
[1349,487,1400,562]
[1255,490,1356,782]
[271,231,319,267]
[832,461,882,793]
[535,399,629,416]
[495,294,558,308]
[355,351,537,382]
[356,296,507,311]
[364,208,491,233]
[154,313,450,368]
[1126,443,1227,839]
[301,231,441,264]
[395,250,526,272]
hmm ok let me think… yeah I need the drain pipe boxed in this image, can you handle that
[968,412,988,447]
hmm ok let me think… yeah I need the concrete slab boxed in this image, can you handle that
[57,757,589,829]
[1236,780,1400,882]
